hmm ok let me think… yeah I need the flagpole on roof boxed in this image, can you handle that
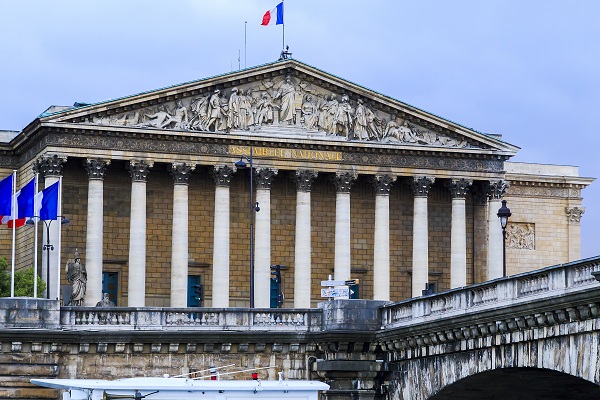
[33,174,39,299]
[282,0,285,50]
[56,176,63,302]
[10,170,16,298]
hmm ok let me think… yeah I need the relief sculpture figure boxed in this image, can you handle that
[255,93,277,126]
[274,75,296,124]
[206,89,224,132]
[227,88,241,130]
[239,89,255,130]
[354,99,368,140]
[65,249,87,306]
[365,104,380,140]
[301,95,319,130]
[334,95,353,138]
[188,94,210,130]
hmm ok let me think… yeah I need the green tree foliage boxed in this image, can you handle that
[0,257,46,297]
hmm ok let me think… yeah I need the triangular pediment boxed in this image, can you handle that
[40,59,518,155]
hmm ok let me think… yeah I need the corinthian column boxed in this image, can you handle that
[211,165,234,308]
[486,180,508,280]
[127,160,152,307]
[372,174,395,301]
[253,167,277,308]
[411,176,434,297]
[33,154,67,300]
[446,178,472,289]
[84,158,110,306]
[333,172,357,290]
[293,170,317,308]
[170,162,194,308]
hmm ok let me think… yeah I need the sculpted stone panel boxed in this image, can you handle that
[85,74,480,150]
[506,223,535,250]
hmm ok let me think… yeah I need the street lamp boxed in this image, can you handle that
[234,147,260,308]
[497,200,511,277]
[26,216,70,299]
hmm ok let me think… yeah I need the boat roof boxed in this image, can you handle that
[31,377,330,392]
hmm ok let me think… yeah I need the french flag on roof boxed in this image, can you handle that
[261,2,284,26]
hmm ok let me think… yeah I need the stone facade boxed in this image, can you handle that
[0,59,594,307]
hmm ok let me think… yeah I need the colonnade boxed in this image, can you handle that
[32,155,508,307]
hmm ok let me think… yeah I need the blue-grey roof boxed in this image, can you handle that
[0,130,20,143]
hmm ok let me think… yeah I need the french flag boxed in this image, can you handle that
[35,181,59,221]
[0,177,36,228]
[0,174,13,218]
[261,2,284,26]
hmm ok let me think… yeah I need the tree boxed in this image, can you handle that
[0,258,46,298]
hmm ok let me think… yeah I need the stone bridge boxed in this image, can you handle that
[1,256,599,400]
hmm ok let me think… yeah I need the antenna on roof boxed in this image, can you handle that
[238,50,241,70]
[244,21,247,68]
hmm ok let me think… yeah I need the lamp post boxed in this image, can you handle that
[235,147,260,308]
[497,200,511,277]
[27,216,70,299]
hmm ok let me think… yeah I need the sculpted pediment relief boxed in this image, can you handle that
[51,61,510,152]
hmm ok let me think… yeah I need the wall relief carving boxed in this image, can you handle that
[506,223,535,250]
[86,75,480,150]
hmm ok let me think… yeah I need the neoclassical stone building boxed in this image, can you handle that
[0,59,593,307]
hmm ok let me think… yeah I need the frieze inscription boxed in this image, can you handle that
[229,145,342,162]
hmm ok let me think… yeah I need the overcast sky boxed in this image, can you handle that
[1,1,598,258]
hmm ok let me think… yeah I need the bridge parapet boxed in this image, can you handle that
[381,256,600,331]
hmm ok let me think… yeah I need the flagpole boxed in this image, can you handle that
[56,176,63,302]
[10,170,16,297]
[244,21,247,69]
[282,1,285,50]
[33,174,39,298]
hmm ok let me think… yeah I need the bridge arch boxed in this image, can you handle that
[388,332,600,400]
[428,367,600,399]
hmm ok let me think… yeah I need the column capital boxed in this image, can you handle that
[294,170,317,192]
[84,158,110,180]
[484,179,509,200]
[171,162,195,185]
[128,160,153,182]
[254,168,278,189]
[372,174,396,195]
[333,171,358,193]
[446,178,473,199]
[212,165,234,187]
[33,154,67,178]
[411,176,435,197]
[565,206,585,223]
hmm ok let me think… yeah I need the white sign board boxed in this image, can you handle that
[321,288,350,298]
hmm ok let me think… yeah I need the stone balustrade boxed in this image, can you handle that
[381,256,600,330]
[59,307,322,332]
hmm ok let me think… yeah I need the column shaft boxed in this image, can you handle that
[128,180,147,306]
[450,197,467,288]
[85,179,104,305]
[212,185,230,307]
[254,188,271,308]
[171,184,189,307]
[412,196,428,296]
[487,199,503,279]
[334,191,351,282]
[373,194,390,300]
[294,190,311,307]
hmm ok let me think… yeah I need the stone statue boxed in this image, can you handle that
[142,104,173,129]
[365,103,380,140]
[399,120,418,143]
[96,293,116,307]
[274,75,296,124]
[239,89,255,130]
[65,249,87,306]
